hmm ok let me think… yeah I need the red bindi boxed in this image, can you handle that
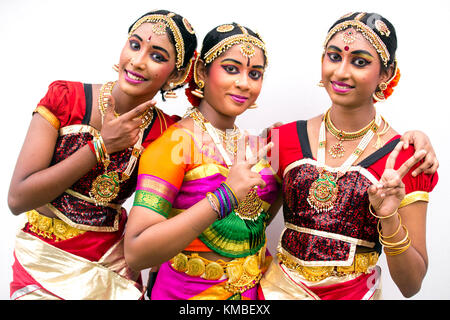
[344,46,349,51]
[147,35,152,42]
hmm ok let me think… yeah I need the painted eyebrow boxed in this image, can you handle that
[350,50,374,58]
[129,34,170,57]
[327,45,342,52]
[220,58,264,69]
[130,34,143,41]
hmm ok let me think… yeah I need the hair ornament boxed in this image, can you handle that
[203,30,267,64]
[342,28,357,44]
[354,12,366,21]
[216,24,235,33]
[375,20,391,37]
[183,17,195,34]
[324,19,390,67]
[129,13,185,70]
[339,12,355,19]
[152,21,167,35]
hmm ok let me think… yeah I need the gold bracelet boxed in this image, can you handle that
[369,203,398,219]
[379,225,409,248]
[377,214,402,239]
[384,238,411,256]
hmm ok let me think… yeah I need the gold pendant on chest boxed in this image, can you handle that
[307,169,339,213]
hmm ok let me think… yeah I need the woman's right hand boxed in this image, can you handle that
[225,142,273,201]
[100,96,156,154]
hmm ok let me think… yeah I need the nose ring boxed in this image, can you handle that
[235,80,239,85]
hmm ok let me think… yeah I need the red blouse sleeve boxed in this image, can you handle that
[367,140,438,207]
[35,80,86,128]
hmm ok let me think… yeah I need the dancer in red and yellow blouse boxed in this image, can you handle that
[8,10,197,300]
[259,12,438,300]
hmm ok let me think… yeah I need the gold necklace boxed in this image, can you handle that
[98,81,154,129]
[90,81,154,205]
[307,112,381,212]
[185,107,264,221]
[185,107,241,156]
[324,109,376,158]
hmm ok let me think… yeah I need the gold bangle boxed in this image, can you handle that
[377,214,402,239]
[369,203,398,219]
[379,225,409,248]
[384,238,411,256]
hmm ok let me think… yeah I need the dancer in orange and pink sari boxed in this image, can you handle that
[124,23,282,300]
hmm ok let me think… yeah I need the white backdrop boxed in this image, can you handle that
[1,0,449,300]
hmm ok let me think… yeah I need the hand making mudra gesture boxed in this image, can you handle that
[368,141,429,291]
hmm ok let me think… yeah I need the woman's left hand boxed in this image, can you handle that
[368,141,426,217]
[400,130,438,176]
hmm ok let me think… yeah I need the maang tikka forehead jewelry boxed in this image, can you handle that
[203,24,268,65]
[128,13,189,70]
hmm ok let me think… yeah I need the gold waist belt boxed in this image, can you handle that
[170,250,265,294]
[277,251,379,282]
[26,210,86,242]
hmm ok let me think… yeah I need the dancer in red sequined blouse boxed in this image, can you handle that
[7,10,197,300]
[260,12,439,300]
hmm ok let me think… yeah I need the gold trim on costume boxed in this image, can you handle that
[14,230,142,299]
[59,124,99,136]
[65,189,122,210]
[277,250,378,282]
[259,258,319,300]
[45,203,120,232]
[184,164,229,181]
[171,248,265,294]
[285,223,375,248]
[34,106,60,130]
[26,210,86,241]
[399,191,429,208]
[283,158,379,185]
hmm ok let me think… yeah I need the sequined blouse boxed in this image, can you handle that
[35,80,180,232]
[272,120,438,267]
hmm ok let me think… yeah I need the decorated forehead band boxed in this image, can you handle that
[203,26,267,65]
[324,20,390,67]
[129,13,189,70]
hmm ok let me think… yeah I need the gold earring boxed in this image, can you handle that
[164,83,178,99]
[248,103,258,109]
[378,82,388,91]
[372,82,388,102]
[191,80,204,98]
[317,80,324,87]
[113,64,119,72]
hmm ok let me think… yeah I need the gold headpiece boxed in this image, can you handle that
[323,18,390,67]
[203,25,267,65]
[129,13,190,70]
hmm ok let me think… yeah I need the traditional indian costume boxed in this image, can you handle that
[10,80,179,299]
[133,113,280,300]
[259,120,438,300]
